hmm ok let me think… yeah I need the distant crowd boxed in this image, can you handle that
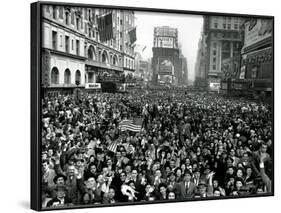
[41,90,272,208]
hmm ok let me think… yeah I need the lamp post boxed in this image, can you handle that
[75,80,80,101]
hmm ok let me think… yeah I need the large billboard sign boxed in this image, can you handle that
[243,19,272,49]
[157,37,175,48]
[158,57,174,75]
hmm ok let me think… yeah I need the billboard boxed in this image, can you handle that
[157,37,175,48]
[158,57,174,75]
[243,19,272,49]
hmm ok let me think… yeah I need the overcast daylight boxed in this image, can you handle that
[135,11,203,81]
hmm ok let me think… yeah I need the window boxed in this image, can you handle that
[213,42,217,48]
[213,57,216,63]
[76,18,80,30]
[85,24,88,34]
[52,31,58,50]
[71,40,74,50]
[120,19,123,25]
[120,45,123,51]
[58,7,63,19]
[96,32,99,41]
[228,24,231,29]
[52,6,57,19]
[88,72,94,83]
[88,28,91,37]
[214,23,218,28]
[60,35,62,47]
[71,12,75,25]
[213,32,217,37]
[88,9,91,21]
[213,50,217,55]
[213,65,216,70]
[64,69,71,84]
[51,67,59,84]
[75,70,81,83]
[65,36,69,53]
[65,12,69,25]
[234,24,238,29]
[93,30,95,38]
[120,32,123,38]
[223,24,226,29]
[76,40,80,55]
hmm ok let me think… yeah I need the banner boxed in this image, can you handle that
[128,27,137,44]
[98,12,113,42]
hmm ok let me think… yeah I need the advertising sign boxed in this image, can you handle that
[157,37,174,48]
[85,83,101,89]
[158,57,174,75]
[243,19,272,48]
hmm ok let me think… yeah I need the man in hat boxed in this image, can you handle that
[197,180,214,198]
[50,174,68,197]
[46,185,73,207]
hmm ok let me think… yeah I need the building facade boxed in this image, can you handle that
[42,5,136,95]
[152,26,180,85]
[203,16,245,90]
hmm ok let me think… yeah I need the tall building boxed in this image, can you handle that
[203,16,245,89]
[41,5,136,95]
[194,33,208,89]
[151,26,180,85]
[223,18,273,96]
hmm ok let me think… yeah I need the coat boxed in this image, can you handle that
[176,181,197,199]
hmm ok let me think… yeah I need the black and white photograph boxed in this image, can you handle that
[31,1,273,211]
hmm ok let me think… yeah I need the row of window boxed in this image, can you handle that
[51,67,81,85]
[51,31,81,56]
[46,6,133,53]
[213,32,239,39]
[213,22,239,30]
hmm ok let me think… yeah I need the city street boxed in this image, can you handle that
[40,5,273,209]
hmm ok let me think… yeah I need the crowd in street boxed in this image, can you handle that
[41,89,273,208]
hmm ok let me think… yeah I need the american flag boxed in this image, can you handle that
[107,141,119,153]
[119,118,142,132]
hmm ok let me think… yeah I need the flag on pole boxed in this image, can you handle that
[98,12,113,42]
[119,118,142,132]
[128,27,137,44]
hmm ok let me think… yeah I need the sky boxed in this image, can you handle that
[135,11,203,81]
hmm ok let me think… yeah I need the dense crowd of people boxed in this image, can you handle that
[41,89,273,208]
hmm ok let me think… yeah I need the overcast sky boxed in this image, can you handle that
[135,11,203,81]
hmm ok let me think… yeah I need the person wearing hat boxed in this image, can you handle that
[197,179,214,198]
[46,185,73,207]
[176,170,197,199]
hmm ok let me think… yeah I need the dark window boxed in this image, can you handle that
[51,67,59,84]
[76,40,80,55]
[120,19,123,25]
[213,57,216,63]
[120,32,123,38]
[65,36,69,53]
[213,50,217,55]
[65,12,69,25]
[213,65,216,70]
[214,23,218,28]
[71,40,74,50]
[75,70,81,83]
[228,24,231,29]
[52,6,57,19]
[52,31,57,50]
[223,24,226,29]
[64,69,71,84]
[76,18,80,30]
[234,24,238,29]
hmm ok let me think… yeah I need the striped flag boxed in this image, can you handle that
[119,118,142,132]
[107,140,119,153]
